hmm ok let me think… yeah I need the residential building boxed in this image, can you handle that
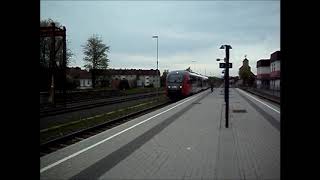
[270,51,281,91]
[67,67,92,89]
[96,69,161,89]
[256,59,270,89]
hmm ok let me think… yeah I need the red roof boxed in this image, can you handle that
[67,67,91,79]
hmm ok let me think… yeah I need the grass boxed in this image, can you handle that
[40,96,169,145]
[120,87,165,95]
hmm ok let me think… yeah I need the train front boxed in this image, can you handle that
[165,71,186,99]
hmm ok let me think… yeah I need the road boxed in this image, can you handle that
[40,88,280,180]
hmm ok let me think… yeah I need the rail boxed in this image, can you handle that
[40,91,165,117]
[239,87,280,105]
[40,99,172,157]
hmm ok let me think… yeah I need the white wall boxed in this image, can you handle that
[257,66,270,75]
[147,75,160,88]
[256,80,262,88]
[270,79,280,90]
[275,79,280,90]
[79,79,92,89]
[145,76,150,86]
[110,74,160,88]
[271,61,280,72]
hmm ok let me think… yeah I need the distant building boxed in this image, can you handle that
[256,59,271,89]
[270,51,281,91]
[78,70,92,89]
[255,50,281,91]
[67,67,92,89]
[96,69,161,89]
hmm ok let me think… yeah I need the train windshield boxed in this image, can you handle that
[167,74,183,83]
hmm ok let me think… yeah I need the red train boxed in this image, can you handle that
[165,70,209,99]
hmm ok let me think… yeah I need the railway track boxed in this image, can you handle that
[40,91,165,117]
[239,87,280,105]
[40,99,173,157]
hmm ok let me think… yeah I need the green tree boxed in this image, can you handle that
[239,69,251,86]
[160,69,169,87]
[82,34,110,88]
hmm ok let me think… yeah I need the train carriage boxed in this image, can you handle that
[165,70,209,99]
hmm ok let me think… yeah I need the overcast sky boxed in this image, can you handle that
[40,0,280,77]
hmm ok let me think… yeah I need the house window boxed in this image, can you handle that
[88,80,90,85]
[273,64,275,71]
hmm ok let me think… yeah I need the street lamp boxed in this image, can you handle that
[152,35,159,99]
[152,35,158,71]
[216,58,226,62]
[152,35,159,87]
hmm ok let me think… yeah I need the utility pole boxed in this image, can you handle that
[152,35,159,101]
[49,23,56,105]
[62,26,67,107]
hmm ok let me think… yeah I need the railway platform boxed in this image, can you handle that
[40,88,280,180]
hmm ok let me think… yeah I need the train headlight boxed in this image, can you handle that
[179,86,182,88]
[168,86,171,88]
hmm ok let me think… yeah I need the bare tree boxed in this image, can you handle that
[82,34,110,88]
[40,19,73,67]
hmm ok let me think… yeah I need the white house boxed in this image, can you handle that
[256,59,270,89]
[67,67,92,89]
[79,71,92,89]
[103,69,160,88]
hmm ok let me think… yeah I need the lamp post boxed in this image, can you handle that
[152,35,158,71]
[152,35,159,100]
[152,35,159,84]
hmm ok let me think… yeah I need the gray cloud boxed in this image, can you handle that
[41,1,279,76]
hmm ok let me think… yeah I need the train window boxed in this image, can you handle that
[168,74,183,83]
[190,75,196,82]
[197,77,201,87]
